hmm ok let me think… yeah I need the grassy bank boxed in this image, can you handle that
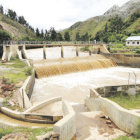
[0,127,53,140]
[107,94,140,110]
[108,44,140,54]
[0,58,32,84]
[113,136,139,140]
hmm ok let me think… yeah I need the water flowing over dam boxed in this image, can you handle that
[34,56,116,78]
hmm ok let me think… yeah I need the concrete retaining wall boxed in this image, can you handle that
[18,71,35,109]
[85,89,140,133]
[103,53,140,67]
[54,100,76,140]
[25,97,62,113]
[0,97,63,124]
[1,107,25,120]
[96,84,140,97]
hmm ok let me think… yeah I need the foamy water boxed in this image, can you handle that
[31,67,140,104]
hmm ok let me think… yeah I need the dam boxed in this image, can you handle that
[1,43,140,139]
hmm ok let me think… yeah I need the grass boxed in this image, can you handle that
[0,127,53,140]
[107,94,140,109]
[113,136,139,140]
[0,59,30,83]
[109,44,140,54]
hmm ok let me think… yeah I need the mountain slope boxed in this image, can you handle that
[62,0,140,40]
[0,13,36,40]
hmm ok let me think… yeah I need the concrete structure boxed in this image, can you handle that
[103,53,140,67]
[0,97,64,125]
[18,71,35,109]
[54,100,76,140]
[2,43,109,61]
[85,89,140,133]
[96,84,140,97]
[126,36,140,46]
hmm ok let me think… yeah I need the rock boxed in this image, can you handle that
[108,124,113,128]
[9,101,15,106]
[16,81,23,88]
[100,115,106,119]
[1,133,28,140]
[0,97,4,102]
[105,116,109,120]
[106,120,112,124]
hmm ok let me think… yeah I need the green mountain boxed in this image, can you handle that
[62,0,140,41]
[0,13,36,40]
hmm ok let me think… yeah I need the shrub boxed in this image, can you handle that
[25,67,33,76]
[135,119,140,138]
[10,54,19,60]
[136,50,140,54]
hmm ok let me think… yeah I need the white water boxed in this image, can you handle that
[31,67,140,104]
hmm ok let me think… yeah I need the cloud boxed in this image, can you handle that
[0,0,129,30]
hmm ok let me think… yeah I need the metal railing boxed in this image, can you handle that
[1,40,103,45]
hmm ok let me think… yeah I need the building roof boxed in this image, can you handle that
[126,36,140,41]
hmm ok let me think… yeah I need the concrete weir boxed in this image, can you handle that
[1,42,140,139]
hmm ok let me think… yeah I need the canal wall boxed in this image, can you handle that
[85,89,140,133]
[103,53,140,67]
[54,100,76,140]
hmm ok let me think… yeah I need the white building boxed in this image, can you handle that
[126,36,140,46]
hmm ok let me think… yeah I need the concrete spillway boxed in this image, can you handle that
[34,55,117,78]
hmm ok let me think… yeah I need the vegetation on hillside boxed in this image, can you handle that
[0,5,65,42]
[95,12,140,43]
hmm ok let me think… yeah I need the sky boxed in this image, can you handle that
[0,0,130,31]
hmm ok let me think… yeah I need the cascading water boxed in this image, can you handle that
[34,56,117,78]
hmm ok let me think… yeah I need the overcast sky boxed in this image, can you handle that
[0,0,129,30]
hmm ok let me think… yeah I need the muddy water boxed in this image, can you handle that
[35,58,116,78]
[0,113,53,128]
[31,67,140,104]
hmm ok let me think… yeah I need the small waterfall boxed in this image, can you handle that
[35,57,117,78]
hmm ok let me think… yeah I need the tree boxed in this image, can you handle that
[76,32,81,41]
[50,27,57,41]
[56,33,63,41]
[41,29,44,38]
[0,5,4,14]
[18,16,27,25]
[36,28,40,37]
[109,16,123,34]
[104,23,108,32]
[7,9,17,20]
[81,32,89,41]
[64,32,70,41]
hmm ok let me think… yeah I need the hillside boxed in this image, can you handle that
[62,0,140,41]
[0,13,36,40]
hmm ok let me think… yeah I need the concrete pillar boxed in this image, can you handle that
[76,46,79,57]
[61,46,64,58]
[89,46,92,56]
[43,45,46,59]
[2,45,7,61]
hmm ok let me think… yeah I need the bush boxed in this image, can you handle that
[25,67,33,76]
[136,50,140,54]
[10,55,19,60]
[0,29,11,43]
[135,119,140,138]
